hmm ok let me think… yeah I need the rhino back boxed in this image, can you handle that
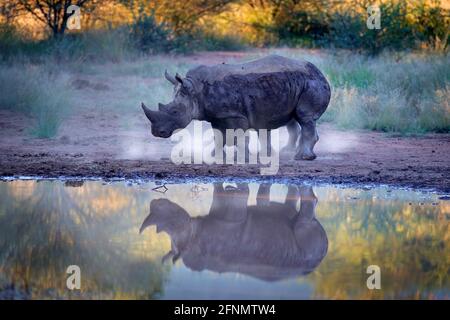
[188,55,329,128]
[187,55,311,83]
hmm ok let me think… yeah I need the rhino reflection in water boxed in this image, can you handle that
[140,184,328,281]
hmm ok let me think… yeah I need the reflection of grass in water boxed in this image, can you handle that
[0,181,169,299]
[0,181,448,299]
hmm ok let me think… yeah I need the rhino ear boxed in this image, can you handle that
[175,73,183,84]
[165,70,177,85]
[158,103,168,112]
[176,75,195,95]
[162,250,175,264]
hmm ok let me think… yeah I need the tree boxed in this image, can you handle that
[0,0,22,24]
[156,0,238,34]
[17,0,97,37]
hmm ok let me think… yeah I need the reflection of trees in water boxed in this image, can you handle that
[0,181,448,299]
[0,181,168,299]
[312,189,449,299]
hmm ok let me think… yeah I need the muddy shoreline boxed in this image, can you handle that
[1,156,449,193]
[1,109,449,193]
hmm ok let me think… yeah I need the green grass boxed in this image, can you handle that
[0,45,448,137]
[0,64,74,138]
[74,57,194,79]
[277,50,450,134]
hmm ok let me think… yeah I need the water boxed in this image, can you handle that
[0,179,448,300]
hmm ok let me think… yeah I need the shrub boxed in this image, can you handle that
[318,52,450,133]
[130,12,245,53]
[275,9,328,47]
[413,1,449,51]
[325,2,416,55]
[0,64,73,138]
[130,12,172,54]
[0,23,23,58]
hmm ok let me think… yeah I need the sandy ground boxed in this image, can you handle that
[0,51,449,192]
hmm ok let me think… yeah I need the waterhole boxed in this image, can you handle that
[0,179,448,299]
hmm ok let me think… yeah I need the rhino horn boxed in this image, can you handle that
[164,70,177,85]
[141,102,159,122]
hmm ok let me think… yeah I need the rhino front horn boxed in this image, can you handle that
[141,102,157,122]
[164,70,177,85]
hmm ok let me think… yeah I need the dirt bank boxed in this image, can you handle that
[1,107,449,192]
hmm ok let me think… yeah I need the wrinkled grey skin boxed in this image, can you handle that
[142,54,331,160]
[140,184,328,281]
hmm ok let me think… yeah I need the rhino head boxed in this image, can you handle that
[141,71,198,138]
[140,198,193,263]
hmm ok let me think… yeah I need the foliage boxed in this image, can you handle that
[413,0,449,51]
[315,51,450,133]
[130,11,172,53]
[0,180,168,299]
[0,64,74,138]
[130,11,245,53]
[325,2,416,55]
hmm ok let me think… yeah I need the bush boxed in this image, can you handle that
[0,24,23,58]
[130,12,245,53]
[317,52,450,133]
[44,28,134,63]
[269,1,448,54]
[130,12,172,54]
[413,2,449,51]
[325,2,416,55]
[275,9,328,47]
[0,64,73,138]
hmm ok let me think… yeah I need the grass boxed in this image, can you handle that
[0,63,74,138]
[276,50,450,134]
[0,42,448,137]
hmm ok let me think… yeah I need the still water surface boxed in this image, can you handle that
[0,179,448,299]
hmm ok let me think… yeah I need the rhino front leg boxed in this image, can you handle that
[258,129,271,158]
[295,120,319,160]
[235,134,250,164]
[285,185,300,213]
[213,128,226,163]
[256,183,271,206]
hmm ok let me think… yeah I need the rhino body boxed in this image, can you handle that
[142,55,331,160]
[140,184,328,281]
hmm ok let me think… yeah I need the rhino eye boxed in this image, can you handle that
[170,109,178,115]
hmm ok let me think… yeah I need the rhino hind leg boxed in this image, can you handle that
[282,120,300,152]
[295,119,319,161]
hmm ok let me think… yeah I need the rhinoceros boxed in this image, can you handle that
[140,183,328,281]
[141,55,331,160]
